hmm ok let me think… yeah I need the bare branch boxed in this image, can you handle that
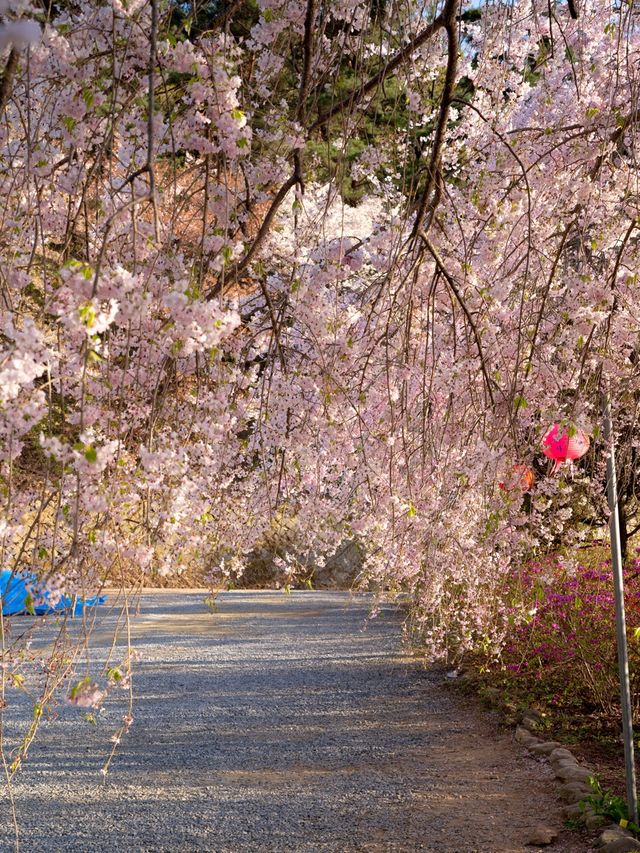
[0,48,19,114]
[411,0,458,238]
[208,0,244,32]
[297,0,317,124]
[206,172,300,300]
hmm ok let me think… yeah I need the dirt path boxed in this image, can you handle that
[0,591,589,851]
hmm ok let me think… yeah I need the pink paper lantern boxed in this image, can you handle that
[542,423,590,473]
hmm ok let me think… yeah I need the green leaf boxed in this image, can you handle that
[69,676,90,700]
[9,672,24,688]
[78,302,96,327]
[84,446,97,464]
[82,88,94,109]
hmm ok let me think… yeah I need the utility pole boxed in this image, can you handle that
[603,393,638,824]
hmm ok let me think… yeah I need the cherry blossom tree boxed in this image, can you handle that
[1,0,639,779]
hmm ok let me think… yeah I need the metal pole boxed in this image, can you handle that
[603,393,638,824]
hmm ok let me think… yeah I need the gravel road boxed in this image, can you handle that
[0,591,586,852]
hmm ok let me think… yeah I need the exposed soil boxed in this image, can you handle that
[449,667,637,815]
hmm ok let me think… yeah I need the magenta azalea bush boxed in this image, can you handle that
[483,550,640,736]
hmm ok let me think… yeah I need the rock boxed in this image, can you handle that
[599,826,634,845]
[600,840,640,853]
[556,764,595,784]
[563,803,586,821]
[523,708,546,722]
[528,741,562,756]
[516,726,539,745]
[585,813,608,831]
[241,535,363,589]
[526,825,559,846]
[555,757,583,769]
[557,781,592,803]
[555,758,594,776]
[549,747,577,764]
[521,715,542,731]
[481,686,501,705]
[321,539,363,587]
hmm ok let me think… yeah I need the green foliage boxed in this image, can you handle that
[582,777,640,834]
[68,676,91,701]
[306,137,368,204]
[169,1,260,41]
[106,667,123,683]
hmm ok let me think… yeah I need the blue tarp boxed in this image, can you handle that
[0,570,105,616]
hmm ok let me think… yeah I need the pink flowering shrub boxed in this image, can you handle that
[479,549,640,739]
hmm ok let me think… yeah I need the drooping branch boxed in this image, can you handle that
[411,0,458,239]
[590,110,640,181]
[206,171,301,299]
[419,231,496,407]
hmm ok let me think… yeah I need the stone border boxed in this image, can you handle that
[516,714,640,851]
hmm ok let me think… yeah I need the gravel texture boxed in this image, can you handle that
[0,590,588,852]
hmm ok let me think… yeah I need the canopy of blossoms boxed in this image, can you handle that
[1,0,638,678]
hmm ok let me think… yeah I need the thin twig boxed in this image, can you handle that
[419,231,496,407]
